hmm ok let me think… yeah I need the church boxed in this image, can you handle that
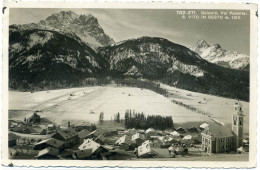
[201,102,244,155]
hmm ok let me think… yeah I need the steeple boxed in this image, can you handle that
[232,101,244,149]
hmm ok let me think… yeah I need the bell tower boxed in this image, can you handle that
[232,102,244,149]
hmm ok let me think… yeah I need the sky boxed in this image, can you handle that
[9,8,250,55]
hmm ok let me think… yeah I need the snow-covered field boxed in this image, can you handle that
[9,85,249,135]
[9,86,213,126]
[160,84,249,135]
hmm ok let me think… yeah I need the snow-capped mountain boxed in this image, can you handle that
[10,11,115,50]
[190,40,249,70]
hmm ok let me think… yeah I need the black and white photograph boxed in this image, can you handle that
[2,1,258,168]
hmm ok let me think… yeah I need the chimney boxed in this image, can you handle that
[68,121,70,128]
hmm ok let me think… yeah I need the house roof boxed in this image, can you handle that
[78,139,100,152]
[116,135,132,146]
[132,133,145,141]
[78,129,90,139]
[200,123,209,129]
[202,125,234,138]
[75,149,93,158]
[146,128,156,134]
[36,147,59,158]
[35,138,64,148]
[170,131,180,136]
[183,135,192,140]
[28,126,45,134]
[55,128,78,139]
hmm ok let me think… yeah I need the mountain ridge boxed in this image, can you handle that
[190,40,249,70]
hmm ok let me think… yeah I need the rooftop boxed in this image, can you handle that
[35,138,64,148]
[202,125,234,138]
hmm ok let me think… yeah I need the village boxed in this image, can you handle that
[8,101,249,160]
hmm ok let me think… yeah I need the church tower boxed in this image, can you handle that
[232,102,244,149]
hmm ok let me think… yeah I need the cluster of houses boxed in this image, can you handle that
[30,124,203,160]
[9,102,249,160]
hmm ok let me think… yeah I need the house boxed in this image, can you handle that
[132,133,145,146]
[137,140,157,157]
[137,140,153,157]
[27,112,41,124]
[170,131,180,137]
[145,128,157,136]
[8,133,17,147]
[35,147,59,159]
[73,149,93,159]
[117,128,125,135]
[115,135,132,151]
[34,138,65,151]
[95,135,106,145]
[75,139,108,159]
[176,127,186,133]
[200,123,209,131]
[75,122,92,132]
[181,135,199,145]
[78,129,90,143]
[85,129,102,139]
[28,126,46,135]
[124,128,137,136]
[10,125,31,134]
[52,128,79,148]
[188,126,199,133]
[201,125,235,155]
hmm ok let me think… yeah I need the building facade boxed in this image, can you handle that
[201,102,244,155]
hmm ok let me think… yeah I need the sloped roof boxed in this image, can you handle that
[75,149,93,158]
[28,126,45,134]
[183,135,192,140]
[202,125,234,138]
[116,135,132,146]
[36,147,59,158]
[200,123,209,129]
[146,128,156,134]
[78,129,90,139]
[78,139,100,152]
[55,128,78,139]
[35,138,64,148]
[132,133,145,141]
[170,131,180,136]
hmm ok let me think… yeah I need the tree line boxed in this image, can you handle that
[124,109,174,130]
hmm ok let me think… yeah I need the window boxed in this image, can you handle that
[223,146,224,149]
[240,120,243,126]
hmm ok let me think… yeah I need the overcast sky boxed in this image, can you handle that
[10,8,250,55]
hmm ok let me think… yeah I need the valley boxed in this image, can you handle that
[9,85,249,135]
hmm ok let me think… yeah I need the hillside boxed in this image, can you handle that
[9,26,102,90]
[98,37,249,100]
[190,40,249,70]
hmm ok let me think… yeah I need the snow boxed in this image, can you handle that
[160,83,249,135]
[9,86,214,126]
[190,40,249,70]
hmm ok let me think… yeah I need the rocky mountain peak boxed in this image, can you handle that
[212,44,222,49]
[190,41,249,70]
[195,40,210,48]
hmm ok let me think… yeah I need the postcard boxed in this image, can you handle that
[1,1,257,168]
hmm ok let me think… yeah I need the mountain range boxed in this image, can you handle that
[9,11,249,101]
[190,40,249,71]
